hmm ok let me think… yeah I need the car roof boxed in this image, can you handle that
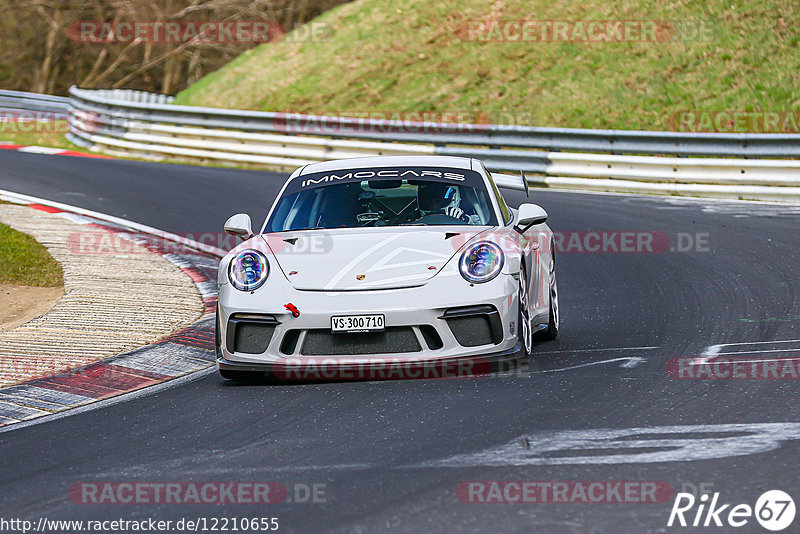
[295,155,476,176]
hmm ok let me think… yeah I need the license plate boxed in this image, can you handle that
[331,314,385,333]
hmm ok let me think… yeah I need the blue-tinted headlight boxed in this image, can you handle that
[459,241,504,283]
[228,249,269,291]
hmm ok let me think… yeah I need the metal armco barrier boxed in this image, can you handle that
[6,88,800,202]
[0,90,70,118]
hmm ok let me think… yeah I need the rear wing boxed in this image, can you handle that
[490,171,530,196]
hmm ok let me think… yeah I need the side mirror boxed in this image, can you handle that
[515,203,548,233]
[224,213,253,240]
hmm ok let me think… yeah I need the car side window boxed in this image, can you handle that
[481,163,511,225]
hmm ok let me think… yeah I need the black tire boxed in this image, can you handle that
[533,296,558,341]
[534,245,559,341]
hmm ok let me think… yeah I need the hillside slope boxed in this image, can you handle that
[174,0,800,131]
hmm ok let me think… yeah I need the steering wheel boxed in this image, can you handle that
[414,213,464,225]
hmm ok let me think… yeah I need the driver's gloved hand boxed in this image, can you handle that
[444,206,470,222]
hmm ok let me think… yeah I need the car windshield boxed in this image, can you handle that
[264,167,498,232]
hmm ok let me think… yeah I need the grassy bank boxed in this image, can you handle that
[174,0,800,131]
[0,119,79,150]
[0,220,63,287]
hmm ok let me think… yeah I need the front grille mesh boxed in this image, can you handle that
[233,323,275,354]
[446,315,494,347]
[301,327,421,355]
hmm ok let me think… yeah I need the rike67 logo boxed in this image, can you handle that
[668,490,795,531]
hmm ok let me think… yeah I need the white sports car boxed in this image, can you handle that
[215,155,558,381]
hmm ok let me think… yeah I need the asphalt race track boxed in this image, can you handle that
[2,150,800,533]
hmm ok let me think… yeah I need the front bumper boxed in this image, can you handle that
[217,270,520,368]
[217,341,524,380]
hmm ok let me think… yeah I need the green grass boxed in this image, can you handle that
[174,0,800,131]
[0,221,63,287]
[0,119,79,150]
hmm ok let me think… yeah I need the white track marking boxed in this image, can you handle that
[0,188,225,258]
[539,356,646,373]
[712,349,800,356]
[699,358,800,364]
[17,146,66,155]
[536,346,659,355]
[692,339,800,366]
[418,422,800,467]
[629,194,800,215]
[691,344,722,365]
[619,357,646,368]
[717,339,800,348]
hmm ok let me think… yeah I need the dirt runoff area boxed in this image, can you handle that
[0,284,63,331]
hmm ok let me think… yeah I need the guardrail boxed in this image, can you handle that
[0,89,70,118]
[7,87,800,202]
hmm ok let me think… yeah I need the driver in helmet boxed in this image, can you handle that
[416,182,477,223]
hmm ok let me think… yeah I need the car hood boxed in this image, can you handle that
[261,227,491,290]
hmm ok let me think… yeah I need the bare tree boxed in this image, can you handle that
[0,0,350,95]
